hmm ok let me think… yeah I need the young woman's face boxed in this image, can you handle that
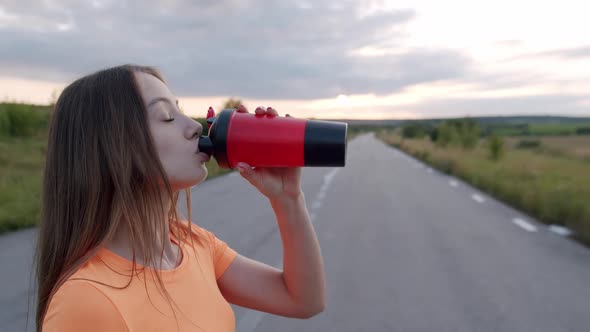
[135,71,209,190]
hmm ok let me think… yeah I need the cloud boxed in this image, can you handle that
[506,45,590,61]
[0,0,472,99]
[404,94,589,118]
[534,45,590,59]
[1,1,588,118]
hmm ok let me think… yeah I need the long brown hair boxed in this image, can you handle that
[33,64,201,331]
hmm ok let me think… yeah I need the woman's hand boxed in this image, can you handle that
[234,105,303,201]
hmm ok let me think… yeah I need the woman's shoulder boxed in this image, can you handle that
[43,280,128,331]
[177,219,238,279]
[178,219,224,245]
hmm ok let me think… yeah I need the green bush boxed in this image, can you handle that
[222,98,242,110]
[402,123,427,139]
[457,119,480,149]
[8,108,36,136]
[0,110,9,137]
[429,127,439,142]
[0,103,50,137]
[488,135,504,160]
[436,123,460,147]
[434,119,480,149]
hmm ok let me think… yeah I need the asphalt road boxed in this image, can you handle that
[2,133,590,331]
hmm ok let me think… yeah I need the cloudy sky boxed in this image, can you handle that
[0,0,588,119]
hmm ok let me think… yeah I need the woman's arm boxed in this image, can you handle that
[217,192,325,318]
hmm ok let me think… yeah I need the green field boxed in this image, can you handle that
[480,121,590,137]
[528,122,590,135]
[0,136,46,232]
[506,136,590,160]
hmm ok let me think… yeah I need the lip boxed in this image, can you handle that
[198,152,211,162]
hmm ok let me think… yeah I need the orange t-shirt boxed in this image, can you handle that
[42,222,238,332]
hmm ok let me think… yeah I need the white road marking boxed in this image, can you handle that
[427,168,433,174]
[449,180,459,187]
[472,194,485,203]
[548,225,573,237]
[312,201,322,209]
[512,218,537,232]
[325,169,339,181]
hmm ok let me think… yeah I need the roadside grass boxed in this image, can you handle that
[0,135,235,234]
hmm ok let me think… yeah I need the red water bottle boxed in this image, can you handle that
[197,108,348,169]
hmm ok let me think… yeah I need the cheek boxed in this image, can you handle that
[152,129,205,186]
[151,127,180,172]
[155,132,183,171]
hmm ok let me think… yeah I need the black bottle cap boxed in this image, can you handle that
[304,120,348,166]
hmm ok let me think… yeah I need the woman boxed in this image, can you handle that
[36,64,325,331]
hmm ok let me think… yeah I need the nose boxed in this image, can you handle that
[187,118,204,140]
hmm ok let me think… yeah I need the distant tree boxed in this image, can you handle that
[457,118,480,149]
[401,122,428,139]
[434,119,479,149]
[221,98,242,110]
[436,122,460,147]
[429,127,439,142]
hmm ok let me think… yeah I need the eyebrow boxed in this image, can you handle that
[146,97,179,109]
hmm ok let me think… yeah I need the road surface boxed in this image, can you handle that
[1,133,589,331]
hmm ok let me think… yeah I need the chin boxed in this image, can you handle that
[189,170,209,187]
[169,171,208,191]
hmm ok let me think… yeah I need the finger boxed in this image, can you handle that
[236,162,259,184]
[266,107,279,117]
[286,113,291,117]
[236,104,249,113]
[236,162,252,171]
[255,107,265,115]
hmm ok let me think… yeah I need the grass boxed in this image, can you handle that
[0,103,51,137]
[0,134,237,235]
[376,130,590,246]
[0,136,47,233]
[480,121,590,137]
[529,122,590,135]
[506,136,590,160]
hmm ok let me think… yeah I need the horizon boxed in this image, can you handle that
[3,99,589,122]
